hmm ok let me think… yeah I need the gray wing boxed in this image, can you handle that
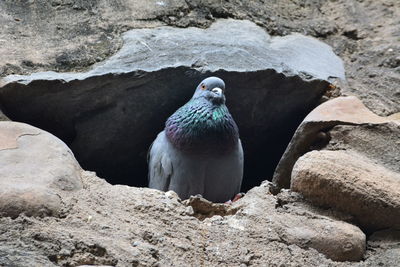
[148,131,174,191]
[237,138,244,192]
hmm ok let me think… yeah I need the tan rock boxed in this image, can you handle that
[326,123,400,174]
[0,121,82,218]
[272,96,400,190]
[291,150,400,231]
[282,218,365,262]
[232,182,366,262]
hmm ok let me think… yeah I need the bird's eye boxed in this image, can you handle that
[201,84,207,90]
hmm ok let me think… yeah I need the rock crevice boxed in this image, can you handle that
[0,19,344,190]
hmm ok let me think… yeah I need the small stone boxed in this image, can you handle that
[185,206,194,216]
[132,241,140,247]
[165,190,179,200]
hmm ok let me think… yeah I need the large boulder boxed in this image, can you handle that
[291,150,400,231]
[273,96,400,231]
[0,121,82,218]
[0,19,344,190]
[272,96,399,190]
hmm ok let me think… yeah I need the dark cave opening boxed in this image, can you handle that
[0,69,329,193]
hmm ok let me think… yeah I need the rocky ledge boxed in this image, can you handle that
[0,19,344,190]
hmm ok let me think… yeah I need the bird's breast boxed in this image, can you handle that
[165,118,238,154]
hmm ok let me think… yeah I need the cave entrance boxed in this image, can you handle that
[0,69,329,192]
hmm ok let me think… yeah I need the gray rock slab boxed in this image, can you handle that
[0,19,344,189]
[3,19,344,84]
[0,121,83,218]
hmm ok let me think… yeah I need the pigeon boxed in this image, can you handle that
[148,77,243,203]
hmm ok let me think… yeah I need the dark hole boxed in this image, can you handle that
[0,68,328,192]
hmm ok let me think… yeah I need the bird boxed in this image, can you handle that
[148,77,243,203]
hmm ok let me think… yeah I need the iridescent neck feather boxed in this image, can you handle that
[165,97,239,153]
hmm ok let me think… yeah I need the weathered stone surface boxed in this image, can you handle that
[2,19,345,82]
[369,229,400,248]
[0,19,344,190]
[1,0,399,116]
[0,173,366,266]
[273,95,400,231]
[364,248,400,267]
[238,184,366,262]
[182,195,239,220]
[272,96,399,190]
[291,150,400,231]
[326,123,400,174]
[364,229,400,267]
[0,121,83,218]
[0,0,186,76]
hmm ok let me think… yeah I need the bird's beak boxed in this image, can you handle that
[211,87,223,96]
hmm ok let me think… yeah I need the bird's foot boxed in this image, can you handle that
[225,192,245,204]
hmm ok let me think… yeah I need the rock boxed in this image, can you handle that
[0,172,366,265]
[0,19,344,190]
[326,123,400,174]
[369,229,400,248]
[282,216,365,262]
[0,0,187,76]
[291,150,400,231]
[272,96,399,190]
[1,0,399,115]
[236,183,366,262]
[364,248,400,267]
[0,121,82,218]
[274,95,400,231]
[364,229,400,267]
[182,195,239,220]
[0,110,9,121]
[0,243,55,267]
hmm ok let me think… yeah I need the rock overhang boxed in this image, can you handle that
[0,19,345,190]
[2,19,345,84]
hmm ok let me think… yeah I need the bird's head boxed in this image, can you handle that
[192,77,226,105]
